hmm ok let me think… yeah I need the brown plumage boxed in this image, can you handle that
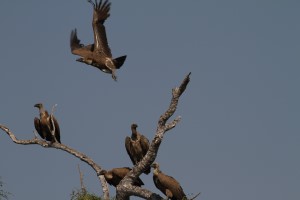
[125,124,150,174]
[151,162,187,200]
[34,103,61,143]
[70,0,126,81]
[99,167,144,187]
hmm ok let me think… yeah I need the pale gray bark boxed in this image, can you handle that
[116,73,191,200]
[0,73,191,200]
[0,124,110,199]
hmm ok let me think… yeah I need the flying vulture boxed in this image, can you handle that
[34,103,61,143]
[99,167,144,187]
[70,0,127,81]
[125,123,151,174]
[151,162,187,200]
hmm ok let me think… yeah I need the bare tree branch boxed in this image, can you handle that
[117,72,191,200]
[51,104,58,115]
[78,164,87,194]
[165,116,182,132]
[116,184,163,200]
[1,73,192,200]
[159,72,191,126]
[0,124,110,200]
[190,192,201,200]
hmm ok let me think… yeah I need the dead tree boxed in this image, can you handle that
[0,72,191,200]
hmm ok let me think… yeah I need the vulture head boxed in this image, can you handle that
[131,123,138,129]
[34,103,46,114]
[34,103,43,109]
[151,162,161,175]
[99,170,107,175]
[76,57,93,65]
[130,123,139,139]
[99,170,112,179]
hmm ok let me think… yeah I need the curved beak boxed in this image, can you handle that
[76,58,84,62]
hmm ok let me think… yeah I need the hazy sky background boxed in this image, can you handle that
[0,0,299,200]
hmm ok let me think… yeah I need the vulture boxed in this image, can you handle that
[125,123,151,174]
[99,167,144,187]
[34,103,61,143]
[70,0,127,81]
[151,162,187,200]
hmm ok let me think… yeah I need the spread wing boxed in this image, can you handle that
[91,0,112,57]
[70,29,94,57]
[125,137,136,164]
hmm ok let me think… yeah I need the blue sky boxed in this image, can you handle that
[0,0,299,200]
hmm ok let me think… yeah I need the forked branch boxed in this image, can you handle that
[1,72,192,200]
[117,72,191,200]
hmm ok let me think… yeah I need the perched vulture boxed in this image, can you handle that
[34,103,61,143]
[99,167,144,187]
[151,162,187,200]
[125,123,151,174]
[70,0,127,81]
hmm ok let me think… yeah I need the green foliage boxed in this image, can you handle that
[70,188,102,200]
[71,165,108,200]
[0,178,10,200]
[70,188,116,200]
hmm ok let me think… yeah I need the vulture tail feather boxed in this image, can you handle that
[114,55,127,69]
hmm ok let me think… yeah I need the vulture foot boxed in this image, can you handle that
[112,73,117,81]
